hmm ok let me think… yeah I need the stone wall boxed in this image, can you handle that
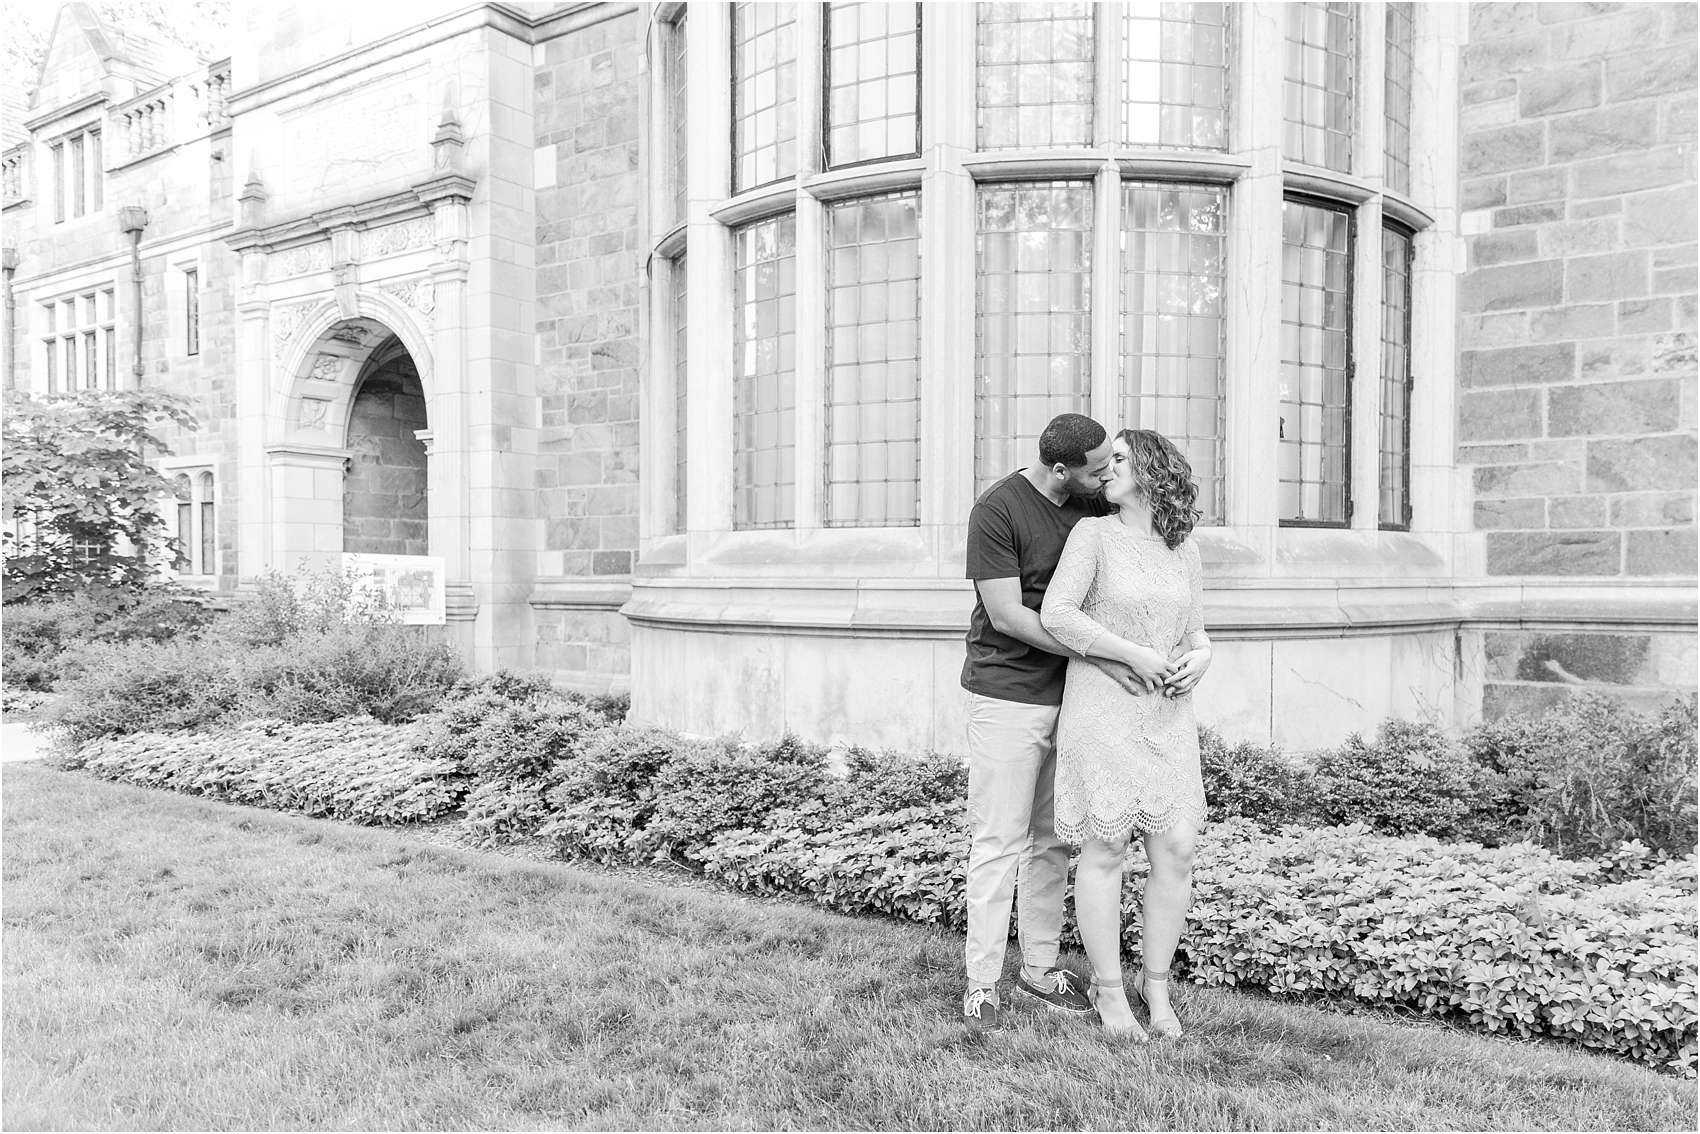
[1458,2,1697,578]
[530,8,643,688]
[1459,2,1697,718]
[342,355,429,558]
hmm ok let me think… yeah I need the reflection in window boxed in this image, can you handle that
[1123,3,1229,150]
[672,253,689,534]
[975,182,1093,493]
[1283,2,1355,173]
[173,475,193,570]
[1279,199,1351,524]
[670,11,689,224]
[1120,182,1227,523]
[826,2,920,167]
[1380,226,1413,529]
[199,472,216,575]
[826,192,922,526]
[976,3,1095,150]
[1384,2,1414,195]
[732,3,799,193]
[733,214,797,529]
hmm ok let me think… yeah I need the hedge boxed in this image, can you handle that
[65,719,466,826]
[48,684,1699,1075]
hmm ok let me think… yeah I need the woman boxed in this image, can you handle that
[1039,428,1212,1040]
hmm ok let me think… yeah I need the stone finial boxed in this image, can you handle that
[431,108,465,173]
[238,171,267,227]
[1,247,18,272]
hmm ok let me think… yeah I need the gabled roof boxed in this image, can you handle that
[3,86,28,150]
[27,3,206,112]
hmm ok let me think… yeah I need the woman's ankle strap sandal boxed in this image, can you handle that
[1133,968,1184,1039]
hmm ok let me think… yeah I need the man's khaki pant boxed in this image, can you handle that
[963,691,1070,987]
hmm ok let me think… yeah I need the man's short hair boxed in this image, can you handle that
[1038,414,1108,469]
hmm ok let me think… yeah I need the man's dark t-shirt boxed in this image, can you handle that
[962,471,1112,706]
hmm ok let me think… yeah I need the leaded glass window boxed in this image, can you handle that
[672,253,689,534]
[1279,199,1351,524]
[976,3,1095,150]
[198,472,216,574]
[173,475,193,571]
[670,11,689,224]
[733,214,797,529]
[975,182,1093,492]
[1283,2,1355,173]
[732,3,799,193]
[1120,182,1228,523]
[826,192,922,526]
[186,268,200,356]
[826,2,920,168]
[1384,2,1414,195]
[1123,3,1229,150]
[1380,226,1413,529]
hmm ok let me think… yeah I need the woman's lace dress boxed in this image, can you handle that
[1039,517,1210,842]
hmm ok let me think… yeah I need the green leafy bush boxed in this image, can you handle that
[1199,728,1317,827]
[1310,719,1503,842]
[1468,694,1698,859]
[415,674,621,843]
[44,635,244,743]
[64,718,466,825]
[1,589,217,692]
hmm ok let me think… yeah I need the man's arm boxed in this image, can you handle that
[977,577,1162,694]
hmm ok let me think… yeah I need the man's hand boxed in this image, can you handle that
[1121,643,1175,691]
[1163,647,1213,697]
[1090,658,1155,696]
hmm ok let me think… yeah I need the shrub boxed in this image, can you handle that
[1467,694,1699,860]
[416,676,620,843]
[540,726,689,863]
[1199,728,1317,827]
[43,635,244,743]
[236,624,465,725]
[1311,720,1501,842]
[1,589,217,692]
[65,718,466,825]
[639,735,838,861]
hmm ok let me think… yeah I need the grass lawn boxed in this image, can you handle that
[4,763,1694,1132]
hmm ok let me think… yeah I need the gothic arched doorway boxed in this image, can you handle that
[343,335,428,556]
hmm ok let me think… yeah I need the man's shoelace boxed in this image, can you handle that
[964,987,995,1015]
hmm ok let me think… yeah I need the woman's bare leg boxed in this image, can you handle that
[1137,821,1198,1025]
[1075,834,1140,1033]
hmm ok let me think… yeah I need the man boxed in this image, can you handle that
[959,413,1163,1032]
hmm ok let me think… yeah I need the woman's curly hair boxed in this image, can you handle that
[1117,428,1201,550]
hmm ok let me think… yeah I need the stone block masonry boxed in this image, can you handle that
[1459,2,1697,580]
[531,10,644,688]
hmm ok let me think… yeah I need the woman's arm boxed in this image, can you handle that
[1041,522,1174,691]
[1164,539,1213,696]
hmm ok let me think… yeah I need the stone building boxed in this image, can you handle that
[3,2,1694,753]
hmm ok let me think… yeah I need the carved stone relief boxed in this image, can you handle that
[308,354,344,382]
[298,398,330,431]
[329,325,370,347]
[273,241,331,277]
[270,301,318,349]
[379,277,435,316]
[365,217,434,258]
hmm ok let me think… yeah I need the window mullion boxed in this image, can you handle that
[1351,199,1384,530]
[1089,162,1119,427]
[686,4,735,534]
[1094,3,1121,150]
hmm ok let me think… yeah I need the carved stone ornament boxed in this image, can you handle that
[308,353,344,382]
[271,301,317,348]
[329,325,369,346]
[365,217,434,258]
[379,277,435,316]
[274,241,331,277]
[298,398,330,431]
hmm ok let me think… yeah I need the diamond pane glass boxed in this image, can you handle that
[826,192,922,527]
[732,3,799,193]
[733,214,797,529]
[976,3,1095,150]
[975,182,1093,493]
[1279,199,1352,524]
[670,13,689,223]
[1380,227,1412,528]
[1120,182,1227,523]
[1122,2,1229,150]
[1384,2,1414,195]
[1283,2,1355,172]
[672,252,689,534]
[827,2,920,167]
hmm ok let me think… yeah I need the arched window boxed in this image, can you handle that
[168,469,216,576]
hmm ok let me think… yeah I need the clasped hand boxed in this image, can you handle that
[1101,644,1211,697]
